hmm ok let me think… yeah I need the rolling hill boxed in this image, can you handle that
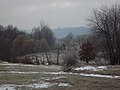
[52,27,90,38]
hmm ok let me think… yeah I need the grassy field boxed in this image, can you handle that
[0,63,120,90]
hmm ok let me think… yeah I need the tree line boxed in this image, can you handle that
[0,3,120,66]
[0,23,55,64]
[0,23,94,66]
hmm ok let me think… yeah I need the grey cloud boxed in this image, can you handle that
[0,0,119,29]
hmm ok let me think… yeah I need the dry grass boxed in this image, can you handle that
[0,63,120,90]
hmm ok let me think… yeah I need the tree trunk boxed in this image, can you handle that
[56,49,60,65]
[45,51,49,64]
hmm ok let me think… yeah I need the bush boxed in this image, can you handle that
[79,42,95,64]
[62,52,78,72]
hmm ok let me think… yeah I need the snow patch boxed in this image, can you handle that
[21,65,35,67]
[43,76,65,80]
[58,83,71,87]
[0,63,35,67]
[43,71,68,75]
[26,81,71,88]
[74,66,97,71]
[43,71,120,79]
[5,66,15,69]
[26,82,55,88]
[51,76,65,80]
[4,66,19,71]
[0,82,54,89]
[0,71,39,74]
[74,66,107,71]
[0,84,16,90]
[0,64,20,66]
[0,81,71,90]
[97,66,107,69]
[79,73,120,78]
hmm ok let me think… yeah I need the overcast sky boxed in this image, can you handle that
[0,0,119,29]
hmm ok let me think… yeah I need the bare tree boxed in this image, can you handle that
[32,21,55,48]
[40,38,49,64]
[12,34,28,62]
[0,25,19,61]
[55,40,62,65]
[75,34,94,46]
[88,4,120,65]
